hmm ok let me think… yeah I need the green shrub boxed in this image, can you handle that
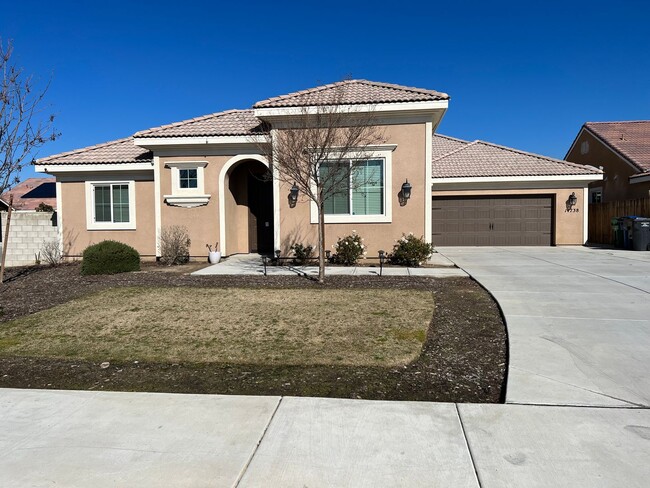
[81,240,140,275]
[389,233,434,267]
[332,231,366,266]
[290,243,314,265]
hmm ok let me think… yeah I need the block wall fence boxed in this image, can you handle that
[0,211,58,267]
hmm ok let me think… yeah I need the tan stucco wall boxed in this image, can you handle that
[278,122,428,256]
[159,155,227,257]
[60,178,156,256]
[431,187,586,245]
[567,131,650,201]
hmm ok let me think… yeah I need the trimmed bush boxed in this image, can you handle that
[159,225,191,265]
[332,231,366,266]
[81,240,140,275]
[290,243,314,265]
[390,233,434,267]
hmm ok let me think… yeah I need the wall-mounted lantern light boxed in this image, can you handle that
[399,179,412,206]
[401,180,412,200]
[288,182,299,208]
[325,250,331,261]
[566,192,578,211]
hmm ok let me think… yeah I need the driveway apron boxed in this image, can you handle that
[437,246,650,407]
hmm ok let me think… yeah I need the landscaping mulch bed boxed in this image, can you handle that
[0,263,507,403]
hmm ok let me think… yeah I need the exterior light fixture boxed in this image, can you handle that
[401,180,412,200]
[275,249,281,259]
[288,183,299,208]
[325,250,331,261]
[378,250,386,276]
[566,192,578,211]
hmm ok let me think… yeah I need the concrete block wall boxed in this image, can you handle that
[0,211,58,267]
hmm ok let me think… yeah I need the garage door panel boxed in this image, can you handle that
[432,195,553,246]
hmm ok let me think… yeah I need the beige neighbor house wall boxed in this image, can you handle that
[59,176,156,257]
[567,130,650,201]
[278,122,429,256]
[430,187,586,245]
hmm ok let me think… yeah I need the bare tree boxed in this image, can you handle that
[0,39,59,282]
[256,85,386,282]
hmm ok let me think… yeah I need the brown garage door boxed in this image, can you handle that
[432,196,553,246]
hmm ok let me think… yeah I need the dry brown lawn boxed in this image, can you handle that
[0,287,434,367]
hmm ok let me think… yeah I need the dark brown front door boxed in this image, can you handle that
[248,174,274,253]
[432,195,553,246]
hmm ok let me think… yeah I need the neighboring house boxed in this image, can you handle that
[0,177,58,267]
[0,177,57,211]
[565,121,650,203]
[34,80,602,258]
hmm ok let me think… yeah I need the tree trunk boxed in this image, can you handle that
[0,194,14,284]
[317,192,326,283]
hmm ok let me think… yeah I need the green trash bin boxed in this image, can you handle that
[612,217,625,248]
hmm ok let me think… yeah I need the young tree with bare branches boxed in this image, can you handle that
[0,39,59,282]
[256,86,386,282]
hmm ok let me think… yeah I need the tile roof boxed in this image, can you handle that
[35,137,152,166]
[432,134,602,178]
[431,133,469,159]
[254,79,449,108]
[584,121,650,172]
[134,109,265,138]
[1,177,56,210]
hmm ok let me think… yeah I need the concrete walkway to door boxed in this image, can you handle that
[437,246,650,407]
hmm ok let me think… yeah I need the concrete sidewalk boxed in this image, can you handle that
[2,388,649,487]
[192,253,466,277]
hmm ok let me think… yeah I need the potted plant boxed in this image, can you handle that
[206,242,221,264]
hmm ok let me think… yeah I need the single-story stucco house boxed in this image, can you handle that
[34,80,603,259]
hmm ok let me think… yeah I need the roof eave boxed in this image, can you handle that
[254,100,449,120]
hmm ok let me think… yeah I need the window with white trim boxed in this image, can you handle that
[309,147,394,224]
[86,181,136,230]
[321,159,384,216]
[164,161,210,208]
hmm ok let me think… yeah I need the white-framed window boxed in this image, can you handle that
[164,161,210,208]
[310,148,393,224]
[85,180,136,230]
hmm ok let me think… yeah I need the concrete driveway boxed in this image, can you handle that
[437,246,650,407]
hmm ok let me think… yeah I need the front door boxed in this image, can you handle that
[248,173,274,253]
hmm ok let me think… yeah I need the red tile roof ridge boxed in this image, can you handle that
[254,79,449,108]
[585,120,650,125]
[35,136,139,164]
[472,139,603,174]
[133,109,253,137]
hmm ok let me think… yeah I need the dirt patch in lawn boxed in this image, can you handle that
[1,288,433,366]
[0,263,507,403]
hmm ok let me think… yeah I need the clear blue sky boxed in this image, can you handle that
[4,0,649,182]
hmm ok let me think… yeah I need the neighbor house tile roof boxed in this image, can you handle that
[134,109,265,138]
[432,134,602,178]
[0,177,56,210]
[35,137,152,166]
[584,121,650,172]
[254,79,449,108]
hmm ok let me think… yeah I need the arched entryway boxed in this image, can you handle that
[219,156,274,255]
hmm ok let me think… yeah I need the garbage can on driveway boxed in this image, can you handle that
[613,217,625,248]
[622,216,637,250]
[632,218,650,251]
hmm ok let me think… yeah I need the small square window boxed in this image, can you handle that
[179,168,198,189]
